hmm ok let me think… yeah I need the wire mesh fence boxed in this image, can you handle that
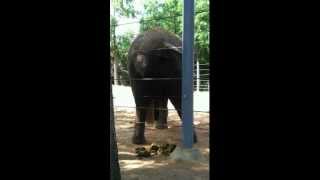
[110,4,209,90]
[111,3,209,115]
[111,77,210,91]
[113,108,209,131]
[111,84,209,116]
[113,105,209,113]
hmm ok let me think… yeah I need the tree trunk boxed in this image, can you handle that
[110,84,121,180]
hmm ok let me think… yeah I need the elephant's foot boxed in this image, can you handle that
[132,123,146,144]
[155,122,168,129]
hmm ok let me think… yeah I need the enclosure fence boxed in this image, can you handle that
[111,8,209,115]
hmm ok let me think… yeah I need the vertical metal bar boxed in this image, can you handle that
[182,0,195,148]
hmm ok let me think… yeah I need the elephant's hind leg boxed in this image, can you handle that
[154,98,169,129]
[169,97,198,143]
[132,97,152,144]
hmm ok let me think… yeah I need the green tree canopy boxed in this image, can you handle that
[111,0,209,88]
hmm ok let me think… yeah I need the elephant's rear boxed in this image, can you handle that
[128,28,182,98]
[127,28,186,144]
[128,29,181,77]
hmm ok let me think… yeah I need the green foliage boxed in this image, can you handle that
[140,0,183,36]
[110,16,117,49]
[116,32,135,85]
[139,0,209,65]
[111,0,209,89]
[110,21,134,85]
[194,0,209,65]
[111,0,139,18]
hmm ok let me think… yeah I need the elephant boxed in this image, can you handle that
[127,28,197,144]
[144,99,169,129]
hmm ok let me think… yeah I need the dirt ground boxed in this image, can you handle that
[114,108,210,180]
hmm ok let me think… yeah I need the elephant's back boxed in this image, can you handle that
[128,28,181,56]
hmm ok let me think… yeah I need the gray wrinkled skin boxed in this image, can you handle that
[127,28,197,145]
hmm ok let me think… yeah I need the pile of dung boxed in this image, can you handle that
[135,143,177,158]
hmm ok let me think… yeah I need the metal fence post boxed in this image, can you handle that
[110,82,121,180]
[182,0,195,148]
[196,60,200,92]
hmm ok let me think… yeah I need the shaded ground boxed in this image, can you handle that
[115,108,210,180]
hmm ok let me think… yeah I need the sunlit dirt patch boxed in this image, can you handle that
[114,109,210,180]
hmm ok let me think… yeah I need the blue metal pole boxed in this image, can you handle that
[182,0,195,148]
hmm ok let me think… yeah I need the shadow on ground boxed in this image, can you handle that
[115,109,210,180]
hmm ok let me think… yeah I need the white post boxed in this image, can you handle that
[196,60,200,92]
[114,61,118,85]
